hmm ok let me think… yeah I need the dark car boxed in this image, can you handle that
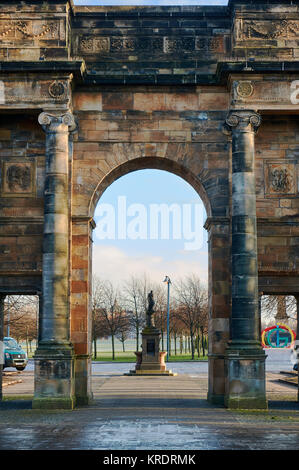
[294,363,298,372]
[3,337,28,371]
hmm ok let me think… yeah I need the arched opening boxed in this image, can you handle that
[87,161,215,402]
[260,294,298,404]
[71,153,229,407]
[1,294,38,401]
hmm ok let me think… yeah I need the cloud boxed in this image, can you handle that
[92,244,208,286]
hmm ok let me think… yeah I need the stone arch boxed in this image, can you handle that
[71,147,230,406]
[72,140,229,222]
[88,156,212,220]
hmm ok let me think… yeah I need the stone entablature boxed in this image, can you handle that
[0,1,298,81]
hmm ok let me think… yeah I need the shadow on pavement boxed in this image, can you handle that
[93,397,225,409]
[0,400,32,410]
[268,400,299,410]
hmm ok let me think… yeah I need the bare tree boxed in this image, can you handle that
[92,277,110,359]
[122,275,148,351]
[116,310,131,352]
[262,295,297,330]
[4,296,38,339]
[174,275,208,360]
[4,296,38,354]
[96,279,128,360]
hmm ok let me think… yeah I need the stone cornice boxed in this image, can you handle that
[257,217,299,226]
[204,217,230,231]
[72,216,96,229]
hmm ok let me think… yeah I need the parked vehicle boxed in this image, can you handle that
[3,337,28,371]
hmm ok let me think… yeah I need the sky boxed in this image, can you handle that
[74,1,228,5]
[93,170,208,286]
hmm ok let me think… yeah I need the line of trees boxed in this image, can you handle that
[1,274,210,361]
[92,274,209,360]
[2,295,38,354]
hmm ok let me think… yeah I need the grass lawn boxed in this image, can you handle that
[92,352,208,362]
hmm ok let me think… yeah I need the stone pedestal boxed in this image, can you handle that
[33,343,75,410]
[126,327,176,376]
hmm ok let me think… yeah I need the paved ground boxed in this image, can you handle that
[0,354,299,450]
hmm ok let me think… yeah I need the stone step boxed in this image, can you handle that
[278,376,298,387]
[279,370,298,377]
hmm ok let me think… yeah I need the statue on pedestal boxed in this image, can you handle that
[146,290,155,327]
[124,288,176,376]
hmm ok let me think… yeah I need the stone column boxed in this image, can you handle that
[205,217,230,406]
[33,112,76,410]
[0,295,5,401]
[71,217,95,406]
[37,293,43,343]
[295,295,299,402]
[258,292,263,337]
[224,110,267,410]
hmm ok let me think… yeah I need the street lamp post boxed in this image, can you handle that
[163,276,171,362]
[6,297,10,337]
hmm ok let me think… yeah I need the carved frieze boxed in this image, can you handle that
[0,20,60,41]
[111,37,136,52]
[1,159,36,197]
[80,36,110,54]
[265,162,297,197]
[78,34,224,55]
[195,37,224,53]
[236,19,299,41]
[164,37,195,53]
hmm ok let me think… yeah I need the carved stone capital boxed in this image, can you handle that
[38,112,76,133]
[225,110,262,134]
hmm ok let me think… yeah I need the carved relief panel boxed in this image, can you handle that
[235,19,299,42]
[1,159,36,197]
[264,162,297,197]
[0,19,63,42]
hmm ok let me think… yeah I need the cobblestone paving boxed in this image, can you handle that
[0,365,299,450]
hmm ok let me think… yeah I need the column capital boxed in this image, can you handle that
[38,111,76,133]
[225,110,262,134]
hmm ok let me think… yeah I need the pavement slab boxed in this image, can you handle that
[0,363,298,450]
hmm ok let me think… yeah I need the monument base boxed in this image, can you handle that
[125,370,177,376]
[125,325,177,377]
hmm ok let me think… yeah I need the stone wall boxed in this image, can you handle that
[0,114,44,293]
[0,0,299,407]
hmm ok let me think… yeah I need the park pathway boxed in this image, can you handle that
[0,364,298,450]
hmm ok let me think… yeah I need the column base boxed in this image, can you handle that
[74,354,94,406]
[225,395,268,410]
[207,392,225,406]
[32,397,75,410]
[208,354,225,407]
[224,345,268,410]
[33,342,75,410]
